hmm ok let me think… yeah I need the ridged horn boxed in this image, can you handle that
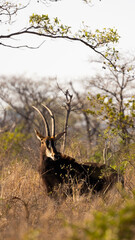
[32,106,50,137]
[42,104,55,137]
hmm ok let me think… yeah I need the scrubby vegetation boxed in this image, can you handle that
[0,132,135,240]
[0,1,135,239]
[0,75,135,239]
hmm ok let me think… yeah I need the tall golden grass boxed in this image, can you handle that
[0,142,135,240]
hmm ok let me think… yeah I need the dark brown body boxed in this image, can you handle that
[39,151,124,197]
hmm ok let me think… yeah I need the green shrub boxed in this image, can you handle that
[69,198,135,240]
[0,124,30,157]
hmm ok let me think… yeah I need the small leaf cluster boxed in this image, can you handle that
[76,26,119,46]
[29,14,71,36]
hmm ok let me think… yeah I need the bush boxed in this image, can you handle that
[68,197,135,240]
[0,125,30,157]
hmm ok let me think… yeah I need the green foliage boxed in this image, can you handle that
[76,25,119,44]
[0,125,30,157]
[29,14,71,36]
[89,149,103,163]
[69,198,135,240]
[29,13,120,64]
[87,94,135,144]
[29,13,119,44]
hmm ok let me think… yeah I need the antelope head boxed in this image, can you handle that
[33,105,65,160]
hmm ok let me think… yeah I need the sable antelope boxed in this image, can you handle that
[33,105,124,198]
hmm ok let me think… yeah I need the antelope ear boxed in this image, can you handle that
[54,131,66,141]
[34,129,45,141]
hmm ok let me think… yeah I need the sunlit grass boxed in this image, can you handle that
[0,142,135,240]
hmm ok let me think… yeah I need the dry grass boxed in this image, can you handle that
[0,144,135,240]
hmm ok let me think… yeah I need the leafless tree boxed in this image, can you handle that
[70,82,100,145]
[56,84,74,152]
[0,1,30,24]
[0,76,57,132]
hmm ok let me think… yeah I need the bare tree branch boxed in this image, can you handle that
[0,1,31,24]
[0,40,46,49]
[57,83,73,153]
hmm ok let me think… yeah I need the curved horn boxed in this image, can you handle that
[32,106,50,137]
[42,104,55,137]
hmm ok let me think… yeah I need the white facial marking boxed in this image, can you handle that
[46,148,55,160]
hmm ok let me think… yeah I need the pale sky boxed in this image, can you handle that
[1,0,135,81]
